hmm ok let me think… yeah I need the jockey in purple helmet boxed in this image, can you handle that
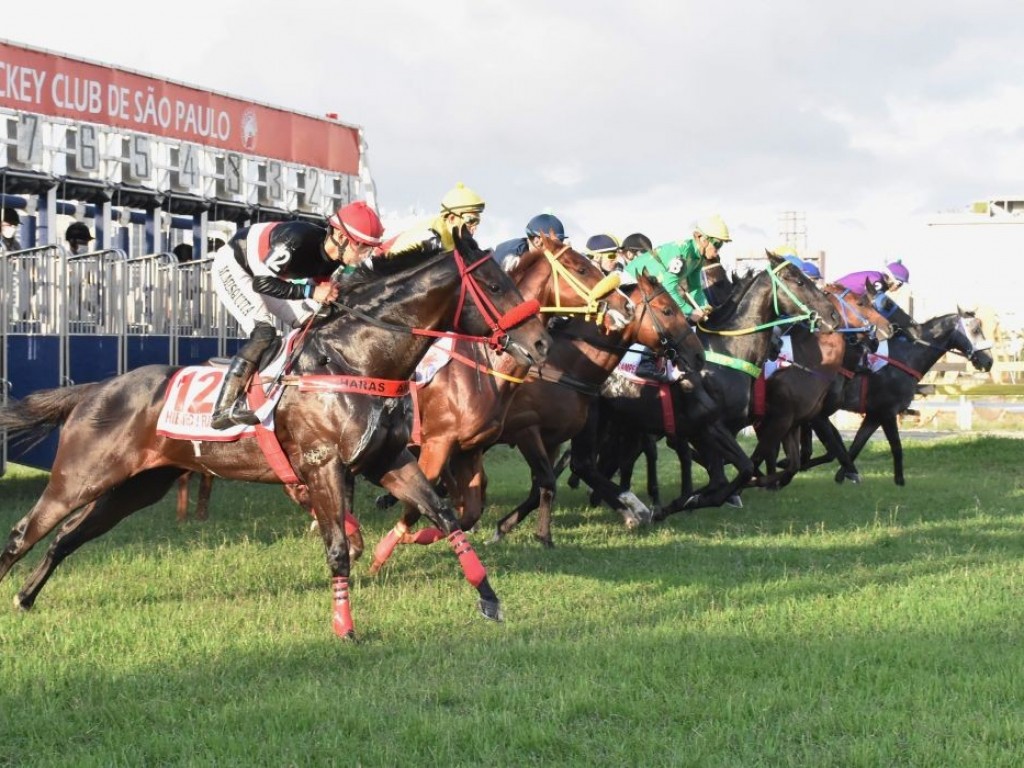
[833,260,910,296]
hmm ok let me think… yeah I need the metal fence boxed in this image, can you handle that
[1,245,244,473]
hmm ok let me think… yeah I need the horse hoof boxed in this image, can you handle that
[834,471,846,485]
[617,491,652,526]
[846,472,861,484]
[478,598,504,622]
[895,477,906,487]
[534,534,554,549]
[13,594,33,611]
[683,493,701,510]
[726,495,743,509]
[374,493,397,509]
[488,527,504,545]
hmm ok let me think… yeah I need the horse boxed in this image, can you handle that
[561,255,844,517]
[0,235,551,640]
[746,280,895,488]
[486,270,708,547]
[802,307,993,485]
[365,238,631,571]
[177,238,624,530]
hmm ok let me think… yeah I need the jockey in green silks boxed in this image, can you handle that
[624,214,731,323]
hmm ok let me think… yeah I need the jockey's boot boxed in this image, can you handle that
[210,357,260,429]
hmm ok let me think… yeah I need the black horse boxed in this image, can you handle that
[803,308,993,485]
[0,236,551,640]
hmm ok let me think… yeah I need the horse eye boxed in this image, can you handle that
[661,306,673,317]
[488,282,501,293]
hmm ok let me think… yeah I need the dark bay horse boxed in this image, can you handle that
[649,254,840,513]
[0,241,551,640]
[562,255,843,517]
[747,280,895,488]
[803,308,993,485]
[488,271,707,546]
[366,239,630,571]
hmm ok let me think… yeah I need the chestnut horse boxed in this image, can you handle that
[0,239,550,640]
[367,239,630,570]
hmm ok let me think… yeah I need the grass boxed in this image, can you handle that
[1,435,1024,766]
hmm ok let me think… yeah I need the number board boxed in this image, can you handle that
[1,109,360,215]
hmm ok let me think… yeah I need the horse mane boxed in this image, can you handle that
[507,235,567,281]
[701,268,760,329]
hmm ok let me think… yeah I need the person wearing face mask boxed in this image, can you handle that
[65,221,94,255]
[1,207,22,252]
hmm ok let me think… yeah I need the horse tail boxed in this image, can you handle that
[0,383,101,449]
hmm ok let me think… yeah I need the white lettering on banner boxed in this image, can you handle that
[0,61,47,104]
[51,74,103,113]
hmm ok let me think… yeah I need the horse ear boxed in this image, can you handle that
[451,222,485,259]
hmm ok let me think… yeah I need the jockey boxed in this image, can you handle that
[493,212,566,271]
[209,201,385,429]
[625,214,731,323]
[833,260,910,297]
[383,182,485,258]
[621,232,653,263]
[586,233,623,274]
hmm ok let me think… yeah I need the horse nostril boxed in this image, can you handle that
[535,337,550,359]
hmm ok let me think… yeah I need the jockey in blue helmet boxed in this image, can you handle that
[494,212,566,271]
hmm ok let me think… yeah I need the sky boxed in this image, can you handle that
[4,0,1024,277]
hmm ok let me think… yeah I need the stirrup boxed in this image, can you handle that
[211,401,260,429]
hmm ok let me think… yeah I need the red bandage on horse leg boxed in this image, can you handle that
[448,529,487,587]
[371,524,405,570]
[410,528,444,545]
[344,511,361,538]
[332,576,354,638]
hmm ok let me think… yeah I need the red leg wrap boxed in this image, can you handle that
[448,530,487,587]
[331,576,354,638]
[371,526,403,570]
[410,528,444,545]
[344,511,361,538]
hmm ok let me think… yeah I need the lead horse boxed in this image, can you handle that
[0,237,551,640]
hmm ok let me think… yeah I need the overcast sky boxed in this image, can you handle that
[5,0,1024,275]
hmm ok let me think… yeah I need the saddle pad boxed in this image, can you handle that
[763,336,794,379]
[156,340,291,441]
[866,339,890,373]
[412,336,455,384]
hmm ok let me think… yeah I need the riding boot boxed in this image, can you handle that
[210,357,260,429]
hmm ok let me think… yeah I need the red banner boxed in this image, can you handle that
[0,40,360,175]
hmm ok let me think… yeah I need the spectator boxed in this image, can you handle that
[173,243,194,263]
[65,221,94,256]
[1,207,22,251]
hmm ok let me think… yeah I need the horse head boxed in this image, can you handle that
[510,235,633,333]
[954,306,994,372]
[630,270,705,377]
[766,250,840,333]
[824,281,894,341]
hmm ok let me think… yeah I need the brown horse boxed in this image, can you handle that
[490,271,707,547]
[748,280,895,488]
[367,239,630,570]
[0,238,551,640]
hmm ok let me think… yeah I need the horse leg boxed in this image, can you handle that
[493,428,552,546]
[195,474,213,521]
[175,472,191,522]
[376,450,501,621]
[810,416,860,483]
[369,439,454,574]
[570,429,651,528]
[641,433,661,511]
[13,467,186,610]
[878,413,906,486]
[300,458,359,639]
